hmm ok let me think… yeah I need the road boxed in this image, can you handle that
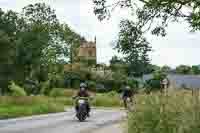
[0,108,126,133]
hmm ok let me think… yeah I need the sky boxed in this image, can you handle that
[1,0,200,68]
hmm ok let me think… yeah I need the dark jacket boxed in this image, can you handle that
[122,89,133,98]
[77,90,90,97]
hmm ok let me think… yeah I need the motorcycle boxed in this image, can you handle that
[73,97,91,122]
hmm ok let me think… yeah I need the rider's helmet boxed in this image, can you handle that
[125,86,131,90]
[80,83,87,91]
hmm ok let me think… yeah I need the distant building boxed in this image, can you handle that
[64,37,97,71]
[78,37,97,66]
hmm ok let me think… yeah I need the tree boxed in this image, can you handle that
[116,20,152,77]
[176,65,191,74]
[0,9,22,90]
[191,65,200,75]
[0,4,84,94]
[161,65,171,73]
[109,56,128,74]
[93,0,200,36]
[110,56,125,65]
[145,64,160,74]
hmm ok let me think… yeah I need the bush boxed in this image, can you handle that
[127,79,139,93]
[107,91,118,97]
[49,75,65,88]
[96,83,109,93]
[144,70,167,93]
[153,70,167,80]
[8,81,27,96]
[49,88,65,97]
[87,81,96,92]
[40,81,51,95]
[97,80,122,92]
[23,79,39,95]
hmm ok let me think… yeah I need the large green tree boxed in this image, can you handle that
[116,20,152,77]
[0,9,22,91]
[0,3,84,93]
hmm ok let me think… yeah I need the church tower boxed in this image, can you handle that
[78,36,97,66]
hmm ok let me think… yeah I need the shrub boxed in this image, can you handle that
[153,70,167,80]
[144,70,167,93]
[96,83,109,93]
[8,81,27,96]
[40,81,51,95]
[107,91,118,97]
[49,88,65,97]
[87,81,96,92]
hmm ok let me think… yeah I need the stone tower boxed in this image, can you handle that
[78,37,97,66]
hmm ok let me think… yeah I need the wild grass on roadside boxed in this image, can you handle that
[128,90,200,133]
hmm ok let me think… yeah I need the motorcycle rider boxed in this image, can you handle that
[121,85,134,109]
[74,83,91,117]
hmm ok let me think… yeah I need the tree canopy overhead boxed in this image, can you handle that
[93,0,200,36]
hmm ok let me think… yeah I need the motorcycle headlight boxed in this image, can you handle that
[78,99,85,104]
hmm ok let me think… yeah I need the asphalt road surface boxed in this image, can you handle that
[0,108,126,133]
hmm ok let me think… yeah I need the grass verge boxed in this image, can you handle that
[0,96,65,119]
[128,90,200,133]
[0,92,122,119]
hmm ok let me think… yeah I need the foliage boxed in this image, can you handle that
[110,56,125,65]
[153,70,167,80]
[176,65,191,74]
[0,3,84,94]
[93,0,200,78]
[144,70,167,92]
[128,90,200,133]
[49,88,65,98]
[110,63,128,75]
[144,64,160,74]
[8,81,27,96]
[145,79,161,92]
[161,65,171,73]
[39,81,51,95]
[87,81,96,91]
[127,79,139,90]
[93,0,200,35]
[191,65,200,75]
[116,20,152,77]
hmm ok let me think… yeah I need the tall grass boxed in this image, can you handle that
[128,90,200,133]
